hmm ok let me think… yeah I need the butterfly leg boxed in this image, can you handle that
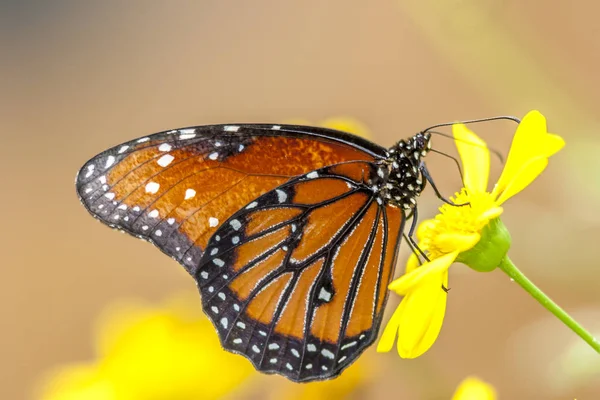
[403,207,429,263]
[404,208,450,293]
[419,163,469,207]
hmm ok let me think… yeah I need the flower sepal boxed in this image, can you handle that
[456,217,511,272]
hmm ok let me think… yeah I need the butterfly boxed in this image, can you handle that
[75,123,433,382]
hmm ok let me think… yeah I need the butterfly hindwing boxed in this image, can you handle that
[195,161,405,382]
[75,124,384,273]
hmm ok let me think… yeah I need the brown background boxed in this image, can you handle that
[3,0,600,399]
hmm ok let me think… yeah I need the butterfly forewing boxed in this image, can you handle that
[75,124,384,273]
[195,161,404,381]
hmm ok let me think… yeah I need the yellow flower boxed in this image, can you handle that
[36,293,255,400]
[377,110,565,358]
[285,116,372,139]
[451,376,497,400]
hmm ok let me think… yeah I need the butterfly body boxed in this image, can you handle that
[76,124,431,382]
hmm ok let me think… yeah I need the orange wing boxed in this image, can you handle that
[75,124,384,272]
[196,161,405,382]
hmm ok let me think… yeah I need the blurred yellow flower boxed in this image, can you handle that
[451,376,497,400]
[285,116,372,139]
[377,110,565,358]
[37,293,255,400]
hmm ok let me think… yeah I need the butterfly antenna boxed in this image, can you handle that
[428,130,504,164]
[429,148,464,182]
[422,115,521,133]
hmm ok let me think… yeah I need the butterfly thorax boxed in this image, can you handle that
[379,132,432,210]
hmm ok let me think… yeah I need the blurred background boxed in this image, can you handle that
[2,0,600,399]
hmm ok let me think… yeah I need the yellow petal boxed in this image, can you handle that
[476,207,504,224]
[396,271,448,358]
[536,132,566,158]
[376,302,404,353]
[493,111,564,199]
[452,123,490,193]
[416,219,436,241]
[406,251,421,274]
[388,252,458,294]
[451,376,497,400]
[495,157,548,204]
[320,117,371,139]
[433,232,480,253]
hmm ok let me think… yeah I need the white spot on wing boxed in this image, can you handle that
[246,201,258,209]
[307,344,317,352]
[184,188,196,199]
[321,349,335,359]
[118,145,129,154]
[208,152,218,160]
[157,154,174,167]
[148,209,159,218]
[224,125,240,132]
[213,258,225,267]
[105,156,115,168]
[179,132,196,139]
[220,318,228,329]
[137,137,150,143]
[200,271,208,279]
[291,349,300,358]
[341,341,357,350]
[209,217,219,227]
[104,192,115,200]
[306,171,319,179]
[252,345,260,353]
[230,219,241,230]
[276,189,287,203]
[268,343,280,350]
[318,288,332,302]
[158,143,172,152]
[145,181,160,194]
[272,125,281,130]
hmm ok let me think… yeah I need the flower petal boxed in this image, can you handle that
[406,251,421,274]
[396,271,448,358]
[451,376,497,400]
[495,157,548,204]
[416,219,436,241]
[493,111,564,199]
[433,232,480,254]
[452,123,490,193]
[376,302,404,353]
[388,251,458,294]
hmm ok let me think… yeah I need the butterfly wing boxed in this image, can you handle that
[196,161,404,382]
[76,124,385,272]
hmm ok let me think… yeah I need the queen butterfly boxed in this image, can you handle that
[75,123,433,382]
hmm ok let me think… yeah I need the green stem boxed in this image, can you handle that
[498,256,600,353]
